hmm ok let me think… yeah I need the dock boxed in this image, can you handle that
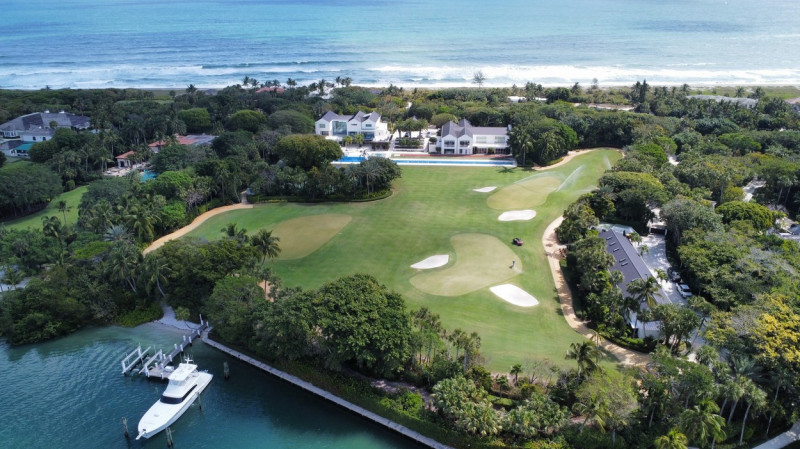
[120,319,209,380]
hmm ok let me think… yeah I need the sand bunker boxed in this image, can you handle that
[490,284,539,307]
[498,210,536,221]
[473,186,497,193]
[411,255,449,269]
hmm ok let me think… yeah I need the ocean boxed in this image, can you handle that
[0,324,423,449]
[0,0,798,90]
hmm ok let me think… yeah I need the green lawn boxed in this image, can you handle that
[185,149,621,371]
[2,185,87,231]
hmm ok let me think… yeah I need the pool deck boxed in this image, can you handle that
[336,150,516,166]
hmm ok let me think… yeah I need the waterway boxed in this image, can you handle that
[0,323,423,449]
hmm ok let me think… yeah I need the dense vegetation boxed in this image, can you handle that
[556,84,800,447]
[1,81,799,448]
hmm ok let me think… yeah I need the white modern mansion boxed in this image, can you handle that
[315,110,390,142]
[435,119,510,155]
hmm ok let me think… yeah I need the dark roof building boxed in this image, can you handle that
[599,228,669,338]
[0,111,91,138]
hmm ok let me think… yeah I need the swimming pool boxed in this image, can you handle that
[141,170,157,181]
[334,157,515,167]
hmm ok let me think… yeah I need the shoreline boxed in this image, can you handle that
[2,82,799,92]
[201,333,455,449]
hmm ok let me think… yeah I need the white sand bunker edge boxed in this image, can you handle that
[498,210,536,221]
[490,284,539,307]
[411,254,450,269]
[473,186,497,193]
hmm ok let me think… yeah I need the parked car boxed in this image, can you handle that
[677,283,693,298]
[667,268,681,282]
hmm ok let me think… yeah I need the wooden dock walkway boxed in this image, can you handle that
[201,333,455,449]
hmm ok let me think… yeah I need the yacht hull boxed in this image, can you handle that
[136,371,212,439]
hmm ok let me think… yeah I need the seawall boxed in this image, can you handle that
[201,334,454,449]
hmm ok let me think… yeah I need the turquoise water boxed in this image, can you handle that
[0,325,423,449]
[0,0,798,89]
[140,170,156,181]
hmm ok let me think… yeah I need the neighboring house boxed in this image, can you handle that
[786,97,800,113]
[116,151,135,168]
[435,119,510,155]
[148,134,216,154]
[0,110,91,138]
[0,140,32,157]
[315,110,390,142]
[686,95,758,109]
[255,86,285,94]
[21,128,54,143]
[588,103,635,112]
[599,228,670,339]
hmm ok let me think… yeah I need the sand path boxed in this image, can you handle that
[536,148,611,171]
[143,203,254,255]
[542,216,650,367]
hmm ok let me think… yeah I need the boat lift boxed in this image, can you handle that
[121,345,152,375]
[120,318,209,380]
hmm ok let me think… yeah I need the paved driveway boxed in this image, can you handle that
[641,234,686,306]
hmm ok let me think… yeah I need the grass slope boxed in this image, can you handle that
[2,185,87,231]
[186,149,620,370]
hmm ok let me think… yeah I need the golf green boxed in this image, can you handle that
[185,149,621,370]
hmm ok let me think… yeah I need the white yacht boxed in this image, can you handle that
[136,360,213,440]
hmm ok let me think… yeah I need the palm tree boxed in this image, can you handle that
[317,78,329,96]
[353,133,365,147]
[1,267,25,290]
[130,206,157,242]
[103,224,131,242]
[42,215,65,265]
[739,382,767,445]
[56,200,71,227]
[679,399,725,448]
[142,254,170,298]
[361,159,382,195]
[107,241,141,293]
[609,270,624,289]
[627,276,661,308]
[447,328,465,361]
[472,71,486,87]
[251,229,281,264]
[654,428,688,449]
[565,341,599,376]
[459,331,481,373]
[510,364,522,386]
[221,222,248,243]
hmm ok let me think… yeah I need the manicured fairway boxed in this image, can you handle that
[2,185,87,231]
[185,149,620,370]
[486,174,561,210]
